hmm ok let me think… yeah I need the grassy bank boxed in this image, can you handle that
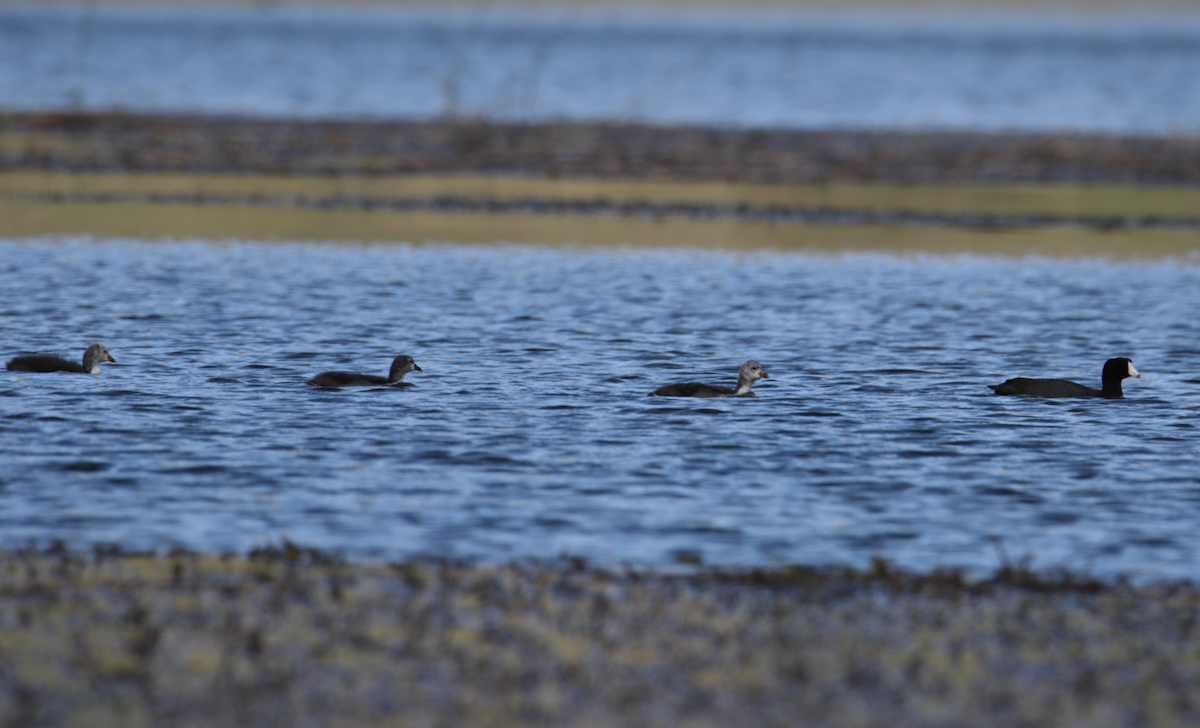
[3,170,1199,219]
[1,545,1197,728]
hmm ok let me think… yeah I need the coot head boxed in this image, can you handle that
[387,354,422,383]
[1103,357,1139,386]
[739,360,769,386]
[83,343,116,371]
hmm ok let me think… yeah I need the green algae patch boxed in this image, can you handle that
[2,168,1198,256]
[0,546,1197,727]
[3,198,1200,257]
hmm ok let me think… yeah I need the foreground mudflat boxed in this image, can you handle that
[1,546,1196,728]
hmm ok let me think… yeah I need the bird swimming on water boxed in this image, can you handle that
[649,360,769,398]
[988,357,1139,398]
[308,354,422,387]
[6,343,116,374]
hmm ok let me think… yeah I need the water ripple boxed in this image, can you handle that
[1,237,1199,579]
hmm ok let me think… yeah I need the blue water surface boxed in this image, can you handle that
[2,236,1198,578]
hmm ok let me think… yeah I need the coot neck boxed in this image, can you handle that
[81,352,100,373]
[1100,366,1125,398]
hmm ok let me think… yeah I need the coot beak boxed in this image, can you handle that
[761,370,770,379]
[413,364,423,371]
[1128,362,1140,378]
[107,353,116,363]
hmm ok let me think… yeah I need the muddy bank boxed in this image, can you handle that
[7,187,1199,231]
[1,544,1197,728]
[5,111,1200,185]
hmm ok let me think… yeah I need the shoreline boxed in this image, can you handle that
[1,543,1197,727]
[2,111,1199,252]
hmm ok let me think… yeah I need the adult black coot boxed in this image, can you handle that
[988,357,1139,398]
[649,360,769,398]
[6,343,116,374]
[308,354,422,387]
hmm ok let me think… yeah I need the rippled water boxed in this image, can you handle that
[2,236,1199,579]
[3,5,1200,133]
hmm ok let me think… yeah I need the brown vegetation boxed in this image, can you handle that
[5,111,1200,185]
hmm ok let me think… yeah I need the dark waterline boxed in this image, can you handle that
[3,5,1200,134]
[2,236,1198,579]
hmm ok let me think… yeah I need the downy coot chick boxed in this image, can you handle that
[308,354,422,387]
[7,343,116,374]
[989,357,1139,398]
[649,360,769,398]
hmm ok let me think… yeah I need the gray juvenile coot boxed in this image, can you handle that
[6,343,116,374]
[988,357,1139,398]
[308,354,422,387]
[649,360,769,398]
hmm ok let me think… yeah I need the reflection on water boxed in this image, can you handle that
[2,5,1200,133]
[2,236,1199,579]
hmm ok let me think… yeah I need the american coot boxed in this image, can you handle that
[988,357,1139,398]
[6,343,116,374]
[649,360,769,398]
[308,354,422,387]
